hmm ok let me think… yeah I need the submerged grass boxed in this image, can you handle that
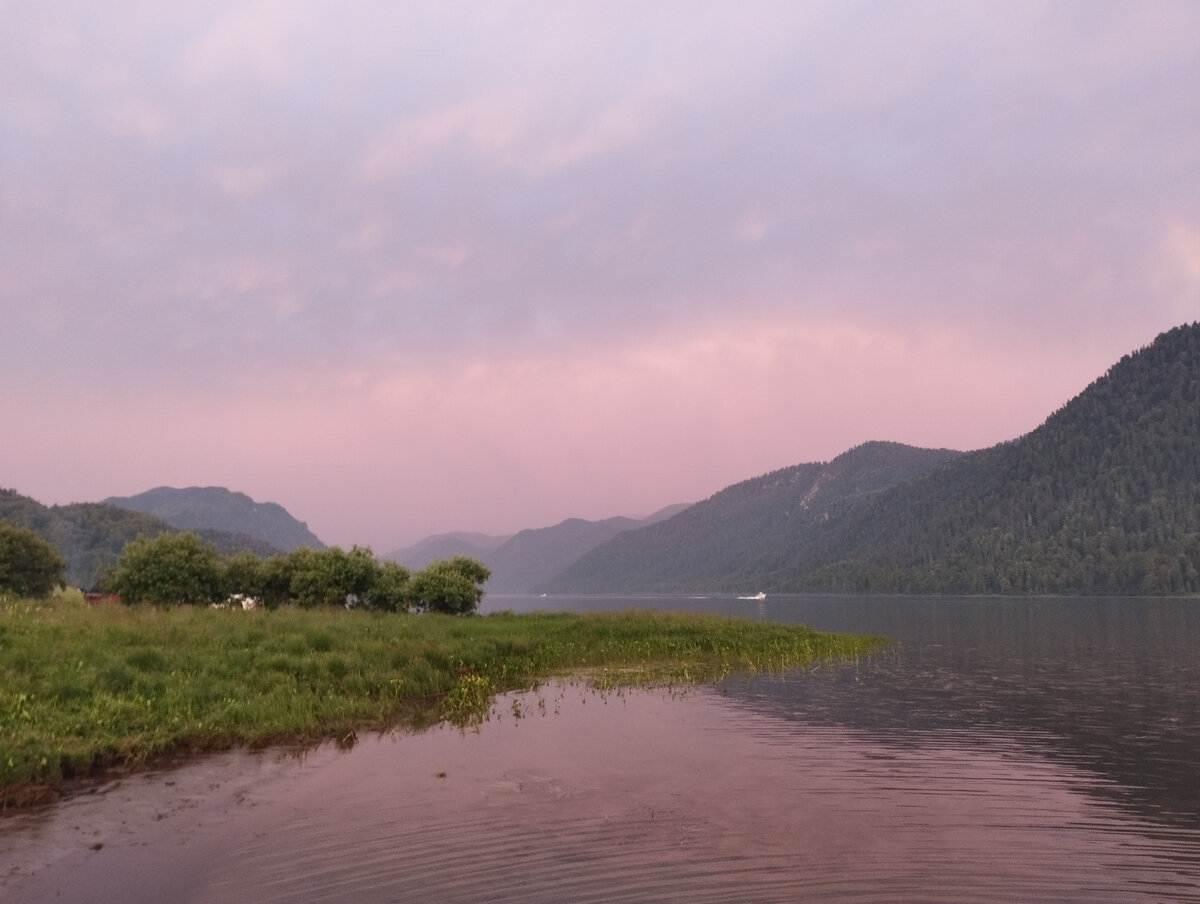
[0,592,885,806]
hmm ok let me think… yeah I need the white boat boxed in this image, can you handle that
[737,591,766,601]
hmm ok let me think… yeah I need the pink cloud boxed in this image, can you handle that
[3,2,1198,553]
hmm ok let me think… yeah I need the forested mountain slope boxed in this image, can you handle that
[104,486,325,552]
[791,322,1200,594]
[542,442,961,592]
[544,323,1200,595]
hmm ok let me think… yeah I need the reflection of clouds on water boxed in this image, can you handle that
[4,681,1200,904]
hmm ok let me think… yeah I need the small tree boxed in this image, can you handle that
[106,531,225,605]
[285,547,328,607]
[342,546,382,600]
[224,551,266,598]
[409,556,491,615]
[0,524,65,597]
[368,560,411,611]
[259,553,297,608]
[288,546,383,607]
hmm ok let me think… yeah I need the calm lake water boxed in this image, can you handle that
[3,594,1199,903]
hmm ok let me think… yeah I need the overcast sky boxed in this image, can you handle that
[3,1,1198,551]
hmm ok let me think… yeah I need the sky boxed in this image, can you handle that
[3,1,1199,552]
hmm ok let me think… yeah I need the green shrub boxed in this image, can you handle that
[106,532,225,606]
[0,525,65,597]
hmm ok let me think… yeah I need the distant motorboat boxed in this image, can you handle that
[738,591,766,601]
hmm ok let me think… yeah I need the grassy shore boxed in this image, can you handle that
[1,592,885,807]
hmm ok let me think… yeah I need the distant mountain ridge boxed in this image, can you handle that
[104,486,325,552]
[543,323,1200,595]
[541,443,961,592]
[389,504,689,593]
[388,532,512,571]
[484,505,690,592]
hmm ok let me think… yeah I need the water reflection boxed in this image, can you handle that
[5,684,1199,903]
[490,594,1200,826]
[719,596,1200,828]
[3,595,1200,903]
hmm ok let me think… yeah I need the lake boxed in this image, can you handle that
[3,594,1199,902]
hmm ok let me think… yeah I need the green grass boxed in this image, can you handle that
[0,592,885,806]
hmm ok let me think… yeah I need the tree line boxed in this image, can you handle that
[0,526,491,615]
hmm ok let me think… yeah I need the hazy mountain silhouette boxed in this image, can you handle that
[389,504,689,592]
[104,486,325,552]
[387,532,512,570]
[541,443,961,592]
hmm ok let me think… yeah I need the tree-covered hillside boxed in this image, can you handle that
[790,322,1200,594]
[545,323,1200,595]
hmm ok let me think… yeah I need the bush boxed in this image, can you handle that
[105,531,225,605]
[0,524,66,597]
[288,546,382,608]
[408,557,492,615]
[224,551,266,599]
[368,560,411,611]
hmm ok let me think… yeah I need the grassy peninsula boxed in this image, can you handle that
[0,592,884,807]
